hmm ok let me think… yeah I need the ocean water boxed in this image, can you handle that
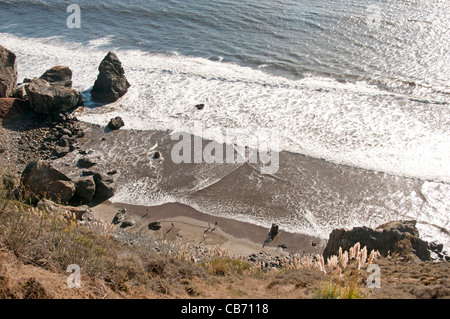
[1,0,449,246]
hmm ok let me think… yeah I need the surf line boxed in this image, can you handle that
[170,121,280,174]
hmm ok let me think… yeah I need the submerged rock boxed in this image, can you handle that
[91,52,130,103]
[0,45,18,98]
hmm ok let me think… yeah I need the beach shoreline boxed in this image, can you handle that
[91,200,326,259]
[48,118,450,250]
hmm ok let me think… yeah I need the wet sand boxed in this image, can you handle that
[91,200,326,258]
[51,120,450,251]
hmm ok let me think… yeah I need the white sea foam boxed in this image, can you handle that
[3,32,449,183]
[3,33,450,246]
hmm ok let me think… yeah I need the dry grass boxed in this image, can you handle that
[0,168,448,299]
[313,243,381,299]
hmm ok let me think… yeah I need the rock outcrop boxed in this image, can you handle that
[46,180,76,204]
[20,160,74,203]
[74,176,96,204]
[107,116,124,130]
[112,208,127,225]
[92,172,115,202]
[0,98,28,122]
[40,66,73,88]
[91,52,130,103]
[323,220,432,262]
[0,46,18,98]
[25,78,83,115]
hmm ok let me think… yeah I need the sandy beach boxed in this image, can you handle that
[49,117,450,252]
[91,200,326,259]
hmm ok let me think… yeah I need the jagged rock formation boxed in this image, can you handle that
[91,52,130,103]
[0,45,18,98]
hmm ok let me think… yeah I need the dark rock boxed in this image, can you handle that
[376,220,419,237]
[112,208,127,225]
[152,151,161,160]
[195,103,205,110]
[0,46,18,98]
[75,176,96,204]
[60,128,72,136]
[429,241,444,254]
[106,170,117,176]
[40,66,73,88]
[91,52,130,103]
[77,157,96,168]
[52,146,70,158]
[121,219,136,228]
[25,78,83,115]
[148,222,162,231]
[81,170,95,176]
[46,180,76,204]
[0,98,28,121]
[107,116,125,130]
[57,136,70,147]
[323,220,431,262]
[92,172,115,202]
[12,84,27,100]
[55,113,66,123]
[78,150,89,155]
[20,160,72,203]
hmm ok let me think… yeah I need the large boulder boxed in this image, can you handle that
[92,172,115,202]
[25,78,83,115]
[75,176,96,204]
[20,160,74,203]
[0,46,18,98]
[40,66,73,88]
[46,180,76,204]
[0,98,28,122]
[323,220,431,262]
[91,52,130,103]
